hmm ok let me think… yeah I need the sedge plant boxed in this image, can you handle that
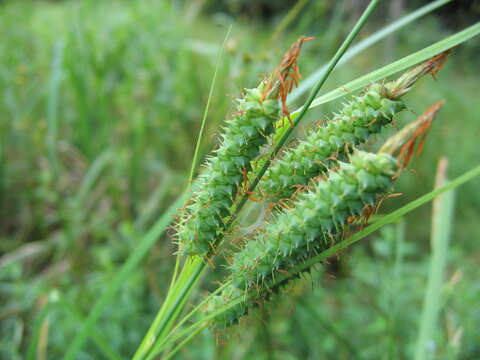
[133,3,384,358]
[60,1,480,358]
[128,10,480,360]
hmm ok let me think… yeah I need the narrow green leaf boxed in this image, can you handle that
[275,21,480,140]
[132,25,232,359]
[288,0,454,103]
[46,39,64,175]
[64,194,186,360]
[415,158,455,360]
[26,302,51,360]
[188,25,232,183]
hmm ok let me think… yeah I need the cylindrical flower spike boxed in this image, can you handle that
[177,84,281,255]
[261,83,404,204]
[206,150,398,327]
[232,150,397,289]
[260,52,449,205]
[177,37,312,256]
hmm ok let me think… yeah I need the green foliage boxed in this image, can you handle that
[0,0,479,359]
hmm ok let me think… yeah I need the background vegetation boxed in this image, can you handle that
[0,0,478,359]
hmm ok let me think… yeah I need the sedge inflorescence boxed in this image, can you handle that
[206,150,398,328]
[259,51,449,208]
[176,36,312,256]
[175,48,448,328]
[176,84,281,256]
[260,83,405,205]
[202,53,448,328]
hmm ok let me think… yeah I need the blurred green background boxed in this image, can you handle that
[0,0,479,359]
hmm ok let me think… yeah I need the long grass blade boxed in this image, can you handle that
[288,0,454,103]
[188,25,232,183]
[275,21,480,140]
[26,301,51,360]
[132,26,232,359]
[64,194,186,360]
[46,39,64,175]
[415,158,455,360]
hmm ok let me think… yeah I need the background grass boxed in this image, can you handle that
[0,0,478,359]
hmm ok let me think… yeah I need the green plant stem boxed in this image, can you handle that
[133,2,381,358]
[415,158,455,360]
[46,39,64,176]
[147,280,233,357]
[132,27,231,359]
[162,324,208,360]
[288,0,454,103]
[188,25,232,182]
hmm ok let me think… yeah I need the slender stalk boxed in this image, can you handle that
[288,0,454,103]
[132,27,231,359]
[188,25,232,182]
[148,280,233,356]
[415,158,455,360]
[161,324,208,360]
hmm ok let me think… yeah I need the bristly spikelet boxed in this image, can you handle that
[231,150,398,289]
[176,37,313,256]
[206,150,398,327]
[177,83,281,255]
[259,51,450,206]
[204,285,247,329]
[260,83,404,204]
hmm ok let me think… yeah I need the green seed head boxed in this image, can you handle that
[204,285,247,329]
[207,150,398,328]
[260,83,404,205]
[176,84,282,256]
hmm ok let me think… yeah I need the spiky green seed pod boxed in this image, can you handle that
[206,150,398,328]
[260,83,405,204]
[177,83,282,256]
[204,285,248,329]
[234,150,397,289]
